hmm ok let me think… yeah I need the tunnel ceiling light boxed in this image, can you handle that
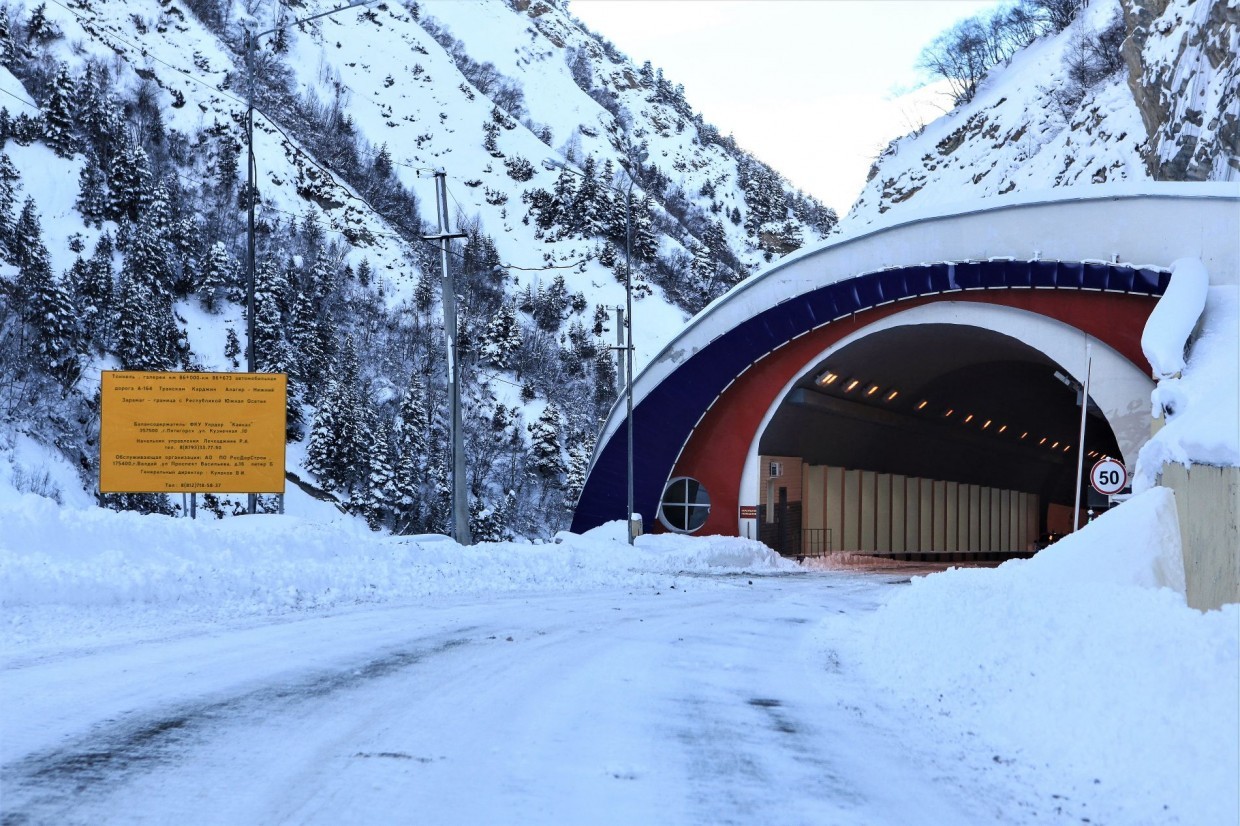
[817,370,839,387]
[866,383,881,396]
[963,413,974,424]
[1039,437,1048,445]
[885,390,899,402]
[998,424,1007,433]
[916,399,928,410]
[844,378,860,392]
[1051,441,1060,449]
[943,408,954,417]
[982,419,992,429]
[1063,444,1071,452]
[1021,431,1029,439]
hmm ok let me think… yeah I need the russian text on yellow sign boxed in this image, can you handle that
[100,371,287,494]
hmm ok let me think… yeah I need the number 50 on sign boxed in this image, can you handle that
[1090,457,1128,496]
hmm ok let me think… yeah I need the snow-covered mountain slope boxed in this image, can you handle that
[0,0,834,534]
[842,0,1238,230]
[8,0,831,338]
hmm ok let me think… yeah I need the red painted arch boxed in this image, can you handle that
[666,291,1157,538]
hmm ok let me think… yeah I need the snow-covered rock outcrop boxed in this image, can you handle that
[842,0,1237,230]
[1124,0,1240,181]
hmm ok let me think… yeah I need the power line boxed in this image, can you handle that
[0,85,39,112]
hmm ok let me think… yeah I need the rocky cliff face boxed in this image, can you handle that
[842,0,1238,230]
[1125,0,1240,181]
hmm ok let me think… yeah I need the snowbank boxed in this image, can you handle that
[1137,285,1240,489]
[839,488,1238,825]
[0,468,796,652]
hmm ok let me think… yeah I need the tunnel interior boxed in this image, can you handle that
[757,324,1122,546]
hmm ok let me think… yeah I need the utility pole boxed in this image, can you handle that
[244,29,259,517]
[242,1,375,515]
[622,175,636,545]
[423,171,471,545]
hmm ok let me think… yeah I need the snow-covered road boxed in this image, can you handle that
[1,572,1068,824]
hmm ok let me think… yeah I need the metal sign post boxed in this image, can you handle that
[1072,339,1093,532]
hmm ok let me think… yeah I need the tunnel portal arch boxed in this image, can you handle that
[667,288,1157,541]
[741,305,1148,550]
[569,185,1240,548]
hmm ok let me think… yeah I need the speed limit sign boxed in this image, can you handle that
[1090,457,1128,495]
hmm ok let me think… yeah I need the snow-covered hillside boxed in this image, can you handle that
[4,0,832,335]
[842,0,1238,229]
[0,0,833,536]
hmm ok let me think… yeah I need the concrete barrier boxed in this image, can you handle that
[1161,464,1240,610]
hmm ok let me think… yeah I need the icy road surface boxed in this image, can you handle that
[4,572,1032,824]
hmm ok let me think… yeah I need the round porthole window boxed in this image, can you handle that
[658,477,711,533]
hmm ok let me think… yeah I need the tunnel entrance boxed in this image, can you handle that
[755,324,1122,559]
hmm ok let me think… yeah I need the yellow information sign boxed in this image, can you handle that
[100,371,287,494]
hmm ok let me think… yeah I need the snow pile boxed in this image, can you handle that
[1136,284,1240,489]
[0,467,795,650]
[1141,257,1210,379]
[845,487,1238,825]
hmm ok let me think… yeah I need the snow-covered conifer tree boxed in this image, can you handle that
[66,232,114,352]
[391,377,432,535]
[358,421,396,530]
[305,337,370,492]
[198,241,238,312]
[42,62,76,157]
[0,13,12,64]
[571,155,604,237]
[469,496,507,542]
[0,153,22,256]
[547,166,577,236]
[251,257,287,373]
[75,153,109,228]
[480,301,521,369]
[425,450,451,534]
[629,195,658,261]
[12,198,80,380]
[288,288,328,401]
[528,402,566,480]
[79,79,126,169]
[108,139,151,222]
[563,434,593,511]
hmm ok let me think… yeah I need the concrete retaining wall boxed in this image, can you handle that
[1162,464,1240,610]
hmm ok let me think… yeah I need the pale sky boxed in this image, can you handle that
[569,0,1002,215]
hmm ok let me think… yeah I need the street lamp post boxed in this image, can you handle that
[542,155,638,544]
